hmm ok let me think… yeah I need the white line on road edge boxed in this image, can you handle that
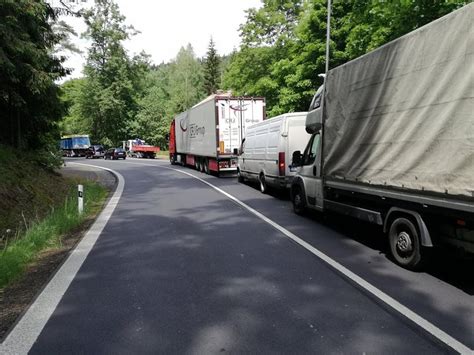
[0,163,124,355]
[163,166,473,355]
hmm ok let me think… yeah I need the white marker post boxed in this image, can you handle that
[78,184,84,214]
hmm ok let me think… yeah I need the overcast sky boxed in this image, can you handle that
[60,0,262,79]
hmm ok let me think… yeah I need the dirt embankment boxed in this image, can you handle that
[0,148,71,247]
[0,155,115,341]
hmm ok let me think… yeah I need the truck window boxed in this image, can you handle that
[310,93,321,110]
[302,133,320,165]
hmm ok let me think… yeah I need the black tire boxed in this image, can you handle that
[237,169,244,183]
[388,217,422,270]
[204,159,209,174]
[291,185,306,215]
[259,173,267,193]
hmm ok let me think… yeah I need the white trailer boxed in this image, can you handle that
[237,112,311,192]
[169,93,265,174]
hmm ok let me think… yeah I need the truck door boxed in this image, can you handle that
[298,133,324,210]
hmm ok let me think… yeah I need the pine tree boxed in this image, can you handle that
[203,38,221,95]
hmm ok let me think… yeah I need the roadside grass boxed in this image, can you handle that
[0,181,108,289]
[156,150,169,157]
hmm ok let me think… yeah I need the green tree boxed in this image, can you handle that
[130,67,171,148]
[168,44,206,113]
[224,0,467,117]
[0,0,68,149]
[223,0,303,116]
[79,0,139,145]
[59,78,90,135]
[203,38,221,95]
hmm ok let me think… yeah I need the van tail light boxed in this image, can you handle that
[278,152,285,176]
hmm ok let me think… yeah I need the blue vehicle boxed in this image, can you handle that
[60,135,91,157]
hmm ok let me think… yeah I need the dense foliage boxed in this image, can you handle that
[223,0,467,117]
[0,0,68,150]
[60,0,468,146]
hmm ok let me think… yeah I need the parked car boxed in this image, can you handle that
[105,148,126,160]
[85,145,105,159]
[237,112,311,193]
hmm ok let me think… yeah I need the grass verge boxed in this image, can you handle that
[0,181,108,289]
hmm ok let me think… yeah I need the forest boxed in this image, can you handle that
[1,0,468,154]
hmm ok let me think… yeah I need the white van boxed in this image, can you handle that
[237,112,311,193]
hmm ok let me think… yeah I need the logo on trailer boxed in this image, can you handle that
[230,103,249,112]
[180,118,188,132]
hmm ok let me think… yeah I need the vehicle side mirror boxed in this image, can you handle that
[233,148,239,155]
[292,150,302,166]
[165,133,170,141]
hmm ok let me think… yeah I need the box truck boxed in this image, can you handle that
[237,112,311,192]
[290,4,474,269]
[169,93,265,174]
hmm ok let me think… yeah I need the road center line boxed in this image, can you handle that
[160,165,472,354]
[0,163,124,355]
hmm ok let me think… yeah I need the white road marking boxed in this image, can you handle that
[0,164,124,355]
[160,165,473,355]
[4,158,469,354]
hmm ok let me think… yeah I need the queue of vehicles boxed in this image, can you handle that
[167,5,473,270]
[61,137,159,160]
[60,6,472,271]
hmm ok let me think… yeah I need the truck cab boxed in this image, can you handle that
[290,85,325,212]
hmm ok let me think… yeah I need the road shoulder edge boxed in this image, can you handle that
[0,164,125,355]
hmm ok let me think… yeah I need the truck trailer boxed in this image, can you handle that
[169,93,265,174]
[60,135,91,157]
[290,4,474,269]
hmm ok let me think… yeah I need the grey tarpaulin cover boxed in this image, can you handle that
[323,3,474,198]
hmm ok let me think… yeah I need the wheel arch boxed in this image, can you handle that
[384,207,433,247]
[290,176,307,203]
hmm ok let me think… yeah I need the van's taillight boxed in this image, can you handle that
[278,152,285,176]
[456,219,466,227]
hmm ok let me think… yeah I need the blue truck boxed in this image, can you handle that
[60,135,91,157]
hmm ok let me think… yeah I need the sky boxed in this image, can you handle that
[59,0,262,79]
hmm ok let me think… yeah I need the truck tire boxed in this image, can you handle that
[200,159,205,172]
[204,159,209,174]
[388,217,422,270]
[237,169,244,183]
[291,185,306,215]
[259,173,267,193]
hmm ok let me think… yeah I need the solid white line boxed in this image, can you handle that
[0,163,124,355]
[161,166,473,355]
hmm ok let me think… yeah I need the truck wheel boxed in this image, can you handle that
[200,160,205,172]
[388,217,422,270]
[237,169,244,183]
[204,160,209,174]
[291,185,306,215]
[259,173,267,193]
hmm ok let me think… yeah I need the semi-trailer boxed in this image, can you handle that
[169,93,265,175]
[290,4,474,269]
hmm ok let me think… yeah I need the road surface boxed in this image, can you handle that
[3,158,473,354]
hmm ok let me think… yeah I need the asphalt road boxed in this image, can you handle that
[23,158,474,353]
